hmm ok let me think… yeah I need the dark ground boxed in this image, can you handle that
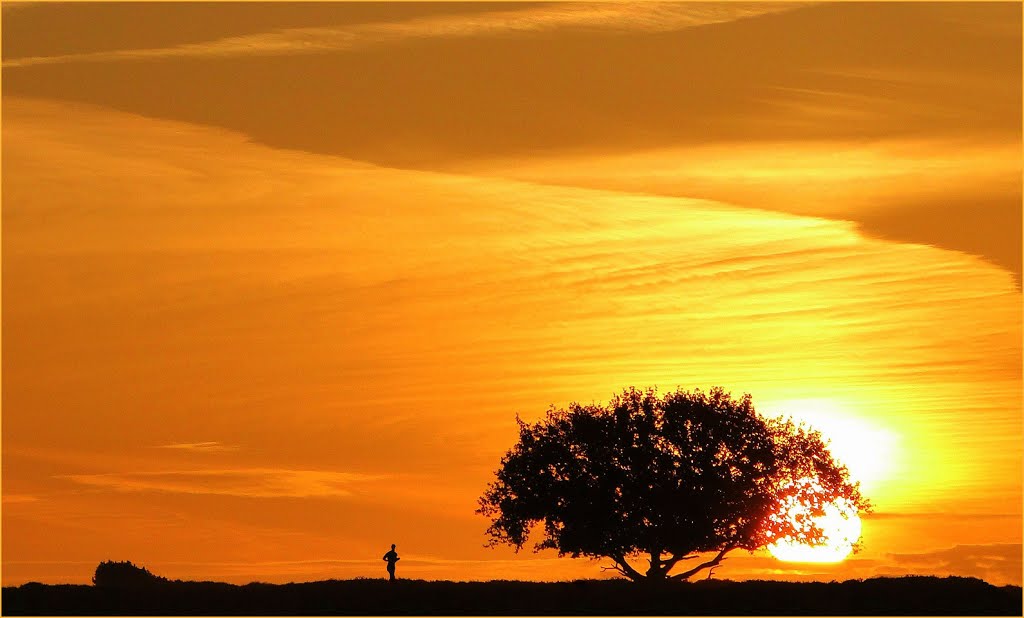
[3,575,1022,615]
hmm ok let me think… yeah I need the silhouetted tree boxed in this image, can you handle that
[92,560,167,588]
[478,387,869,582]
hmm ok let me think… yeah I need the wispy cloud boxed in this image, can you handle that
[2,2,807,68]
[457,139,1022,284]
[888,543,1023,567]
[2,494,40,504]
[155,441,240,453]
[863,511,1021,521]
[0,1,40,14]
[62,468,384,498]
[884,544,1022,587]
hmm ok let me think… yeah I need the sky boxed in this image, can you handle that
[2,1,1021,587]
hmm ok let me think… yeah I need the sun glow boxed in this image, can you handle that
[763,398,898,494]
[767,487,863,564]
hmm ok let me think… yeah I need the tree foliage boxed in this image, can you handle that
[92,560,167,588]
[477,387,868,581]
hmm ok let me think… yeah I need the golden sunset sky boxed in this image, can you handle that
[2,1,1021,587]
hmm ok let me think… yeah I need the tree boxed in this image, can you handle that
[92,560,167,588]
[477,387,869,582]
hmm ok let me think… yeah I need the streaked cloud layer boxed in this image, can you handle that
[457,139,1022,283]
[3,97,1019,586]
[2,2,804,67]
[63,468,381,499]
[5,2,1016,287]
[156,442,240,453]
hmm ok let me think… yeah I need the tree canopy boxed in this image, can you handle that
[92,560,167,588]
[477,387,869,581]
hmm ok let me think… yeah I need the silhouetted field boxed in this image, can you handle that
[3,575,1021,615]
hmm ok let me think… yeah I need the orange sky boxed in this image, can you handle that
[2,2,1021,587]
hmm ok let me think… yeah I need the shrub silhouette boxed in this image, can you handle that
[93,560,167,588]
[478,386,869,581]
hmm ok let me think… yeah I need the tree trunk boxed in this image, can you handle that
[646,550,665,580]
[609,549,719,583]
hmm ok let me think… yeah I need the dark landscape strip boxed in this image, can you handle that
[3,576,1022,615]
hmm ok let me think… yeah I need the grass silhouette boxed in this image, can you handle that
[4,574,1021,615]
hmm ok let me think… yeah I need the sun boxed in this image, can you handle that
[767,484,863,563]
[757,398,884,563]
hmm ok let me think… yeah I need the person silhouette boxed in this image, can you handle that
[382,544,400,581]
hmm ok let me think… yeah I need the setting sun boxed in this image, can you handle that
[761,402,878,564]
[768,487,864,564]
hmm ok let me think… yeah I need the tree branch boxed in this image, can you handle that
[659,552,698,575]
[668,546,735,581]
[601,563,628,578]
[609,554,644,581]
